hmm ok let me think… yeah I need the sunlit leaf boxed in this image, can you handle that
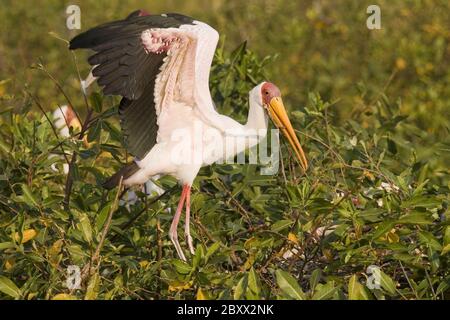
[348,275,369,300]
[52,293,77,300]
[14,229,37,244]
[311,282,337,300]
[275,270,305,300]
[79,214,93,244]
[173,260,192,275]
[0,276,21,299]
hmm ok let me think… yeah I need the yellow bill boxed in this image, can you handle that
[267,97,308,172]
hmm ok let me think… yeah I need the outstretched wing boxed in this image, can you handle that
[70,13,215,159]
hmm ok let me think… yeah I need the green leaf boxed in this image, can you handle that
[413,178,429,196]
[205,242,221,261]
[371,220,395,240]
[436,279,450,295]
[311,281,337,300]
[173,260,192,275]
[379,271,397,296]
[418,231,442,251]
[89,92,103,113]
[271,220,294,233]
[233,274,247,300]
[247,267,261,299]
[95,204,111,231]
[441,244,450,255]
[428,246,440,273]
[443,226,450,246]
[67,244,86,265]
[87,120,102,142]
[192,245,204,270]
[79,214,93,244]
[0,137,10,154]
[21,184,39,207]
[387,137,397,154]
[52,293,77,300]
[348,275,369,300]
[275,270,305,300]
[0,242,15,250]
[85,272,100,300]
[0,276,21,299]
[309,269,321,292]
[359,208,384,223]
[230,41,247,65]
[398,211,434,225]
[401,196,441,209]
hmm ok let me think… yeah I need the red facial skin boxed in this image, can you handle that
[64,105,77,127]
[261,82,282,105]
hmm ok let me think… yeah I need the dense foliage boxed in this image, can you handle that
[0,0,449,300]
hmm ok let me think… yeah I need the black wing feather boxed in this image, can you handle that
[118,76,160,159]
[70,13,194,100]
[70,13,194,159]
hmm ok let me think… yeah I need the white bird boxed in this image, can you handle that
[53,105,165,210]
[119,175,167,211]
[70,12,308,261]
[51,105,84,174]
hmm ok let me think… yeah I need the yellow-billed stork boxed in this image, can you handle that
[70,12,308,261]
[52,105,164,209]
[51,105,86,174]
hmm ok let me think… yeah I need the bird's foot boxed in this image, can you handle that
[186,233,195,255]
[169,229,187,261]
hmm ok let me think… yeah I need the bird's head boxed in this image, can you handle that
[258,82,308,172]
[53,105,89,147]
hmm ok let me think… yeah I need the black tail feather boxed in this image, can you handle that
[102,162,140,190]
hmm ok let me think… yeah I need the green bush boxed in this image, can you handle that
[0,40,448,300]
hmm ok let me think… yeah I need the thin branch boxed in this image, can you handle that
[83,176,123,279]
[215,178,253,227]
[26,89,71,166]
[399,261,419,299]
[34,60,82,124]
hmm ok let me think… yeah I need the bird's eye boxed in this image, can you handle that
[265,91,269,95]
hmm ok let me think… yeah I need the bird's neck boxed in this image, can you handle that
[244,97,268,133]
[239,96,268,151]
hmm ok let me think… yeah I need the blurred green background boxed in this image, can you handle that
[1,0,449,182]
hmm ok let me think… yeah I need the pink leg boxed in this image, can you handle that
[169,185,188,261]
[184,185,195,255]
